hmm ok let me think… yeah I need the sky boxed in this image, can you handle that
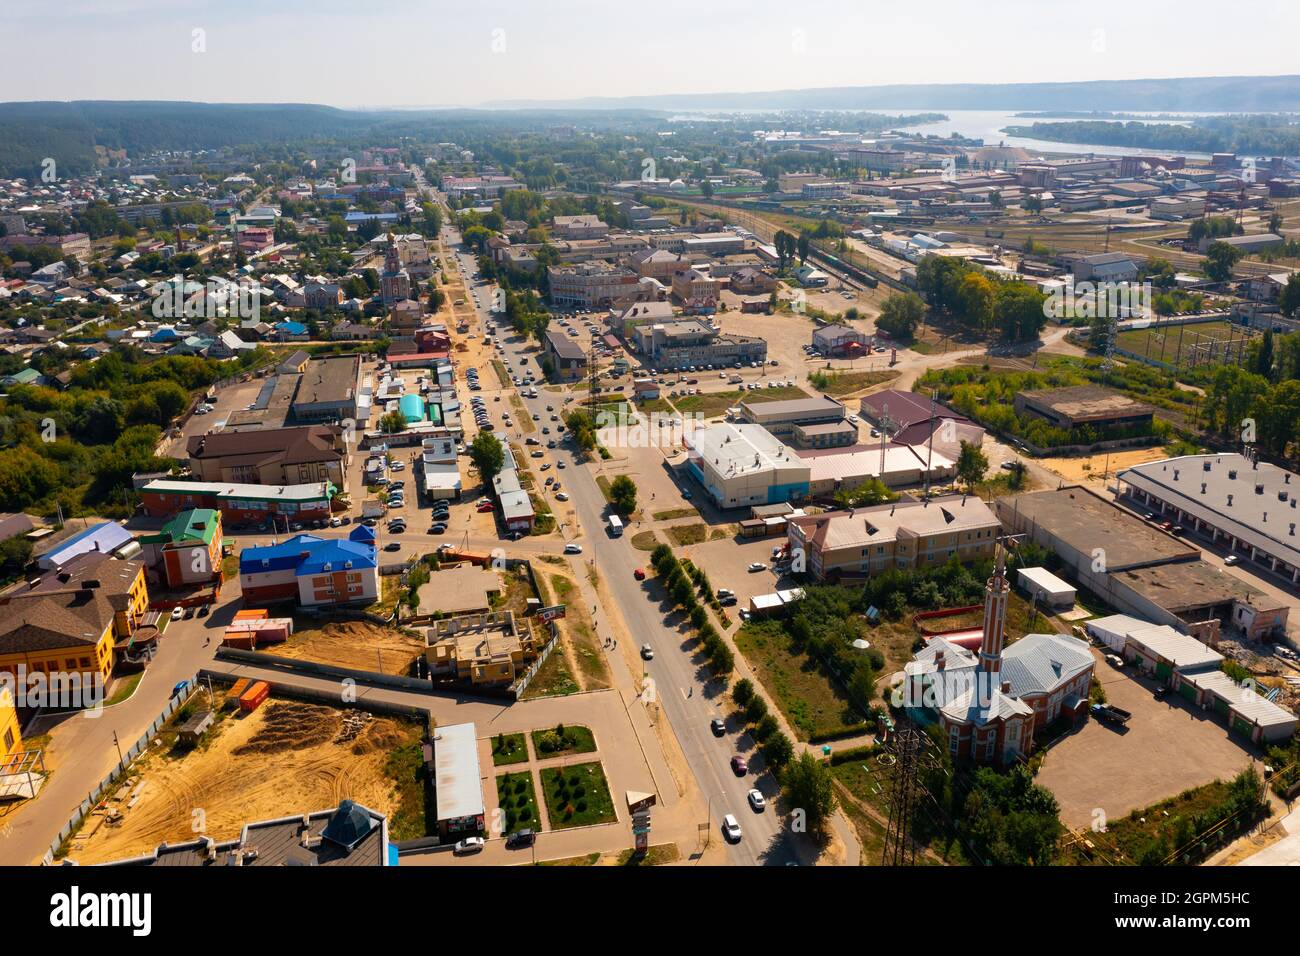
[2,0,1298,108]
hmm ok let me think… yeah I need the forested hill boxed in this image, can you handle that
[0,101,377,178]
[0,101,669,178]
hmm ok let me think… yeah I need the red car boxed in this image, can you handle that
[476,501,495,513]
[730,755,748,776]
[633,568,646,580]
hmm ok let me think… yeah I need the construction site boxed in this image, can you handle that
[62,692,423,865]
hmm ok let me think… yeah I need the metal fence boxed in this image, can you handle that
[42,675,198,865]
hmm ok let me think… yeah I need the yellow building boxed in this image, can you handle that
[788,495,1001,581]
[0,687,21,764]
[0,555,148,693]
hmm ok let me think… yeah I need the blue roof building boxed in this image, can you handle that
[238,526,379,606]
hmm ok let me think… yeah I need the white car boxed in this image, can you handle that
[721,814,743,843]
[747,789,766,812]
[170,606,185,622]
[748,562,767,572]
[564,543,583,555]
[453,837,485,855]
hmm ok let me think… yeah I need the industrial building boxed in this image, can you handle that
[1014,385,1155,433]
[800,442,957,496]
[858,389,984,454]
[684,423,810,509]
[1115,453,1300,585]
[737,396,846,438]
[996,487,1288,641]
[1015,567,1077,609]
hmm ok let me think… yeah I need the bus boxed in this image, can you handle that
[607,514,624,537]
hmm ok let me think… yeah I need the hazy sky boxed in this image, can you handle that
[2,0,1298,107]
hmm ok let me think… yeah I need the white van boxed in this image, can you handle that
[607,514,624,537]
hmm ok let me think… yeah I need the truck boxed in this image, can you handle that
[362,497,386,520]
[1090,703,1132,725]
[607,514,624,538]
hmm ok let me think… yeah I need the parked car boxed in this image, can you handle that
[384,542,402,552]
[633,568,646,580]
[506,829,535,848]
[710,717,726,736]
[1224,555,1241,566]
[453,837,485,855]
[564,543,583,555]
[747,562,767,572]
[170,606,185,622]
[730,755,748,775]
[640,644,654,660]
[747,789,766,812]
[721,814,742,843]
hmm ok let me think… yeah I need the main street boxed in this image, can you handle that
[432,209,806,864]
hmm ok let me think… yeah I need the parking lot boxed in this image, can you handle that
[1036,647,1256,829]
[162,375,265,456]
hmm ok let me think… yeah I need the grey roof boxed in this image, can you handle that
[1000,633,1094,698]
[1117,454,1300,569]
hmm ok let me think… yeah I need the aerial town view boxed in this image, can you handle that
[3,0,1300,936]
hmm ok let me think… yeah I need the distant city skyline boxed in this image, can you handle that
[2,0,1298,109]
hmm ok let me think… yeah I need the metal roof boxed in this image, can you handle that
[433,723,485,822]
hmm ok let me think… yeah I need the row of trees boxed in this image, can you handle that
[915,255,1049,342]
[1201,364,1300,462]
[649,544,735,678]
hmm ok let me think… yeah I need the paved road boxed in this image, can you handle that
[440,226,803,864]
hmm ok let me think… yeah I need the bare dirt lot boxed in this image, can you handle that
[271,620,427,675]
[1036,648,1255,830]
[1036,445,1174,486]
[67,698,421,863]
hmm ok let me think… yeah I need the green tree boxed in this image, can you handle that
[378,410,407,434]
[955,439,989,493]
[1204,240,1242,282]
[469,431,505,481]
[781,752,837,834]
[876,292,926,340]
[608,474,637,514]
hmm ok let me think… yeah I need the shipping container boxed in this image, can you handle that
[238,681,270,713]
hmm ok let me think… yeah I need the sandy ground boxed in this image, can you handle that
[273,621,426,674]
[67,699,419,863]
[1037,446,1173,485]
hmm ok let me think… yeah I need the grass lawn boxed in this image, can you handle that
[630,530,660,551]
[495,771,541,832]
[807,369,899,397]
[734,620,866,741]
[540,761,617,829]
[490,732,530,766]
[104,672,144,707]
[539,852,600,866]
[531,724,597,759]
[666,523,709,546]
[673,385,808,419]
[652,507,698,521]
[617,843,681,866]
[521,647,580,698]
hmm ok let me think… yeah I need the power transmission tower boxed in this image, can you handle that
[881,726,924,866]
